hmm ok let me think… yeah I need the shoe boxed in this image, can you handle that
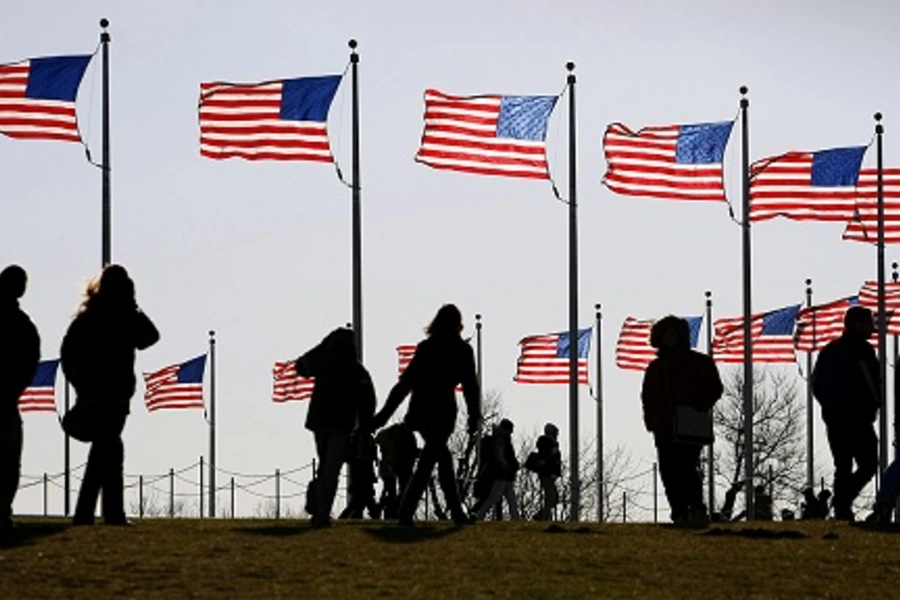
[0,516,13,530]
[103,517,133,526]
[72,515,95,526]
[310,516,332,529]
[866,502,893,524]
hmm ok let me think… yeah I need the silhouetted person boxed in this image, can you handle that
[340,430,380,519]
[475,418,520,520]
[371,304,480,526]
[296,327,375,528]
[0,266,40,530]
[754,484,773,521]
[800,487,830,520]
[715,481,742,522]
[526,422,562,521]
[641,315,723,526]
[61,265,159,526]
[812,306,879,521]
[374,422,419,519]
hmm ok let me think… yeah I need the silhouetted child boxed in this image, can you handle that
[475,419,520,520]
[296,327,375,528]
[0,266,40,530]
[374,422,418,519]
[525,422,561,520]
[340,431,380,519]
[62,265,159,526]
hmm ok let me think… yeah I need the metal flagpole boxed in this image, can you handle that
[209,330,216,517]
[100,18,111,267]
[893,263,899,471]
[349,39,363,360]
[64,380,70,517]
[805,278,814,490]
[876,112,888,475]
[566,61,580,521]
[740,85,755,519]
[705,291,714,517]
[595,304,604,523]
[475,314,483,473]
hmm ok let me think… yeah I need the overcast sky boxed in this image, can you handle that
[4,0,899,518]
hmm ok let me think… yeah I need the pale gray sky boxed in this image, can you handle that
[4,0,900,518]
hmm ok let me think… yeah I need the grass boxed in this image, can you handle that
[2,518,900,598]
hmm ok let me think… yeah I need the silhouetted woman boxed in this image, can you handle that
[62,265,159,525]
[641,315,721,526]
[0,265,40,530]
[296,327,375,528]
[372,304,481,526]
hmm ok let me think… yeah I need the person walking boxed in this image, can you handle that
[812,306,879,521]
[526,422,561,521]
[474,418,520,521]
[371,304,480,526]
[0,266,40,530]
[295,327,376,528]
[61,265,159,526]
[641,315,722,526]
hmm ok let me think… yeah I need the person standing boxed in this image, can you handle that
[296,327,376,528]
[0,266,40,530]
[812,306,879,521]
[62,265,159,525]
[372,304,480,526]
[474,418,520,521]
[526,422,561,521]
[641,315,722,526]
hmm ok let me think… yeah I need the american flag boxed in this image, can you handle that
[396,344,416,376]
[143,355,206,412]
[857,280,900,335]
[602,121,733,201]
[199,75,341,161]
[272,360,314,403]
[514,329,591,384]
[842,168,900,244]
[749,146,867,222]
[18,359,59,413]
[414,89,557,179]
[712,305,800,364]
[615,316,703,372]
[794,296,858,352]
[0,55,92,142]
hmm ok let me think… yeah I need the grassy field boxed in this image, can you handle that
[2,518,900,598]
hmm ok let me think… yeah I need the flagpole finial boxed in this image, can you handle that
[100,18,109,29]
[705,290,712,307]
[739,86,748,109]
[875,112,884,134]
[566,61,575,84]
[740,85,748,96]
[209,330,215,339]
[892,262,898,282]
[349,39,357,50]
[595,303,601,317]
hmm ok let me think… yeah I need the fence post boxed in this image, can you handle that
[622,492,626,523]
[169,468,175,518]
[275,469,281,520]
[231,477,235,519]
[199,457,204,519]
[653,462,658,524]
[139,475,144,519]
[43,473,48,517]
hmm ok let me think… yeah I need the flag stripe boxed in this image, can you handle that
[18,359,59,413]
[272,360,314,402]
[843,168,900,244]
[514,332,589,384]
[143,358,205,412]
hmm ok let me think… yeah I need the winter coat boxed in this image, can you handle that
[0,299,40,424]
[641,348,723,445]
[812,333,880,425]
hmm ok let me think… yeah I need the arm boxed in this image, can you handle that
[372,355,416,430]
[133,310,160,350]
[357,368,377,431]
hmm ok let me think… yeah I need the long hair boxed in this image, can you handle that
[79,264,136,314]
[425,303,463,338]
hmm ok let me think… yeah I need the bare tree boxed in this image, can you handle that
[713,366,805,510]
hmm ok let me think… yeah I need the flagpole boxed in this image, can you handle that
[893,263,899,473]
[595,303,603,523]
[100,18,111,267]
[208,330,216,518]
[349,39,363,360]
[805,278,814,490]
[876,112,888,475]
[64,379,70,517]
[740,85,754,519]
[705,290,714,518]
[475,313,483,474]
[566,61,580,522]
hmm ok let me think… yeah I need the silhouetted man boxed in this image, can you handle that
[0,265,40,529]
[812,306,879,521]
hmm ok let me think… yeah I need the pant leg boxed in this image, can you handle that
[475,480,506,520]
[0,419,23,524]
[75,442,104,522]
[656,442,687,521]
[502,480,520,520]
[314,431,351,522]
[826,422,854,514]
[678,443,705,513]
[398,440,440,522]
[434,442,466,521]
[847,422,878,507]
[100,435,126,521]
